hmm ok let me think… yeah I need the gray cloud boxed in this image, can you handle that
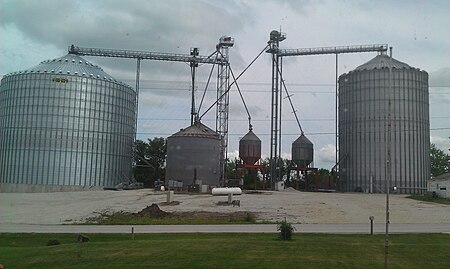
[430,68,450,86]
[2,0,248,80]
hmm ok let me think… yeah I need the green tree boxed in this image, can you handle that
[317,168,330,177]
[134,137,167,187]
[430,143,450,177]
[225,158,241,181]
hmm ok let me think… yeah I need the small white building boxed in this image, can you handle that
[427,173,450,199]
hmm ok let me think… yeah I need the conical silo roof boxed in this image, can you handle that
[24,53,120,82]
[170,121,220,139]
[240,130,260,142]
[239,129,261,165]
[293,133,312,145]
[354,54,412,71]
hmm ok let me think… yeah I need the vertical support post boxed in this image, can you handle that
[335,53,339,190]
[384,46,393,269]
[216,45,231,187]
[131,226,135,240]
[267,30,285,189]
[278,57,283,165]
[190,48,199,125]
[263,166,266,190]
[369,216,374,235]
[305,172,308,192]
[270,52,279,189]
[315,169,318,192]
[134,58,141,142]
[241,165,245,190]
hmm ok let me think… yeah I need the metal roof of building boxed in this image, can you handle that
[354,54,412,71]
[170,121,220,139]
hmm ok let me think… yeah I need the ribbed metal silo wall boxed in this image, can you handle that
[166,136,221,187]
[0,72,136,192]
[338,68,429,194]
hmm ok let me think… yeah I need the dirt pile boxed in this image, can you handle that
[134,203,169,218]
[281,187,299,192]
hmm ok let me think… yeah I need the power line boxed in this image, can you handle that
[135,127,450,136]
[3,126,448,137]
[136,87,449,94]
[136,116,450,121]
[118,78,450,88]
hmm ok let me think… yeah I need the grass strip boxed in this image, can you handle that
[1,233,448,269]
[407,195,450,205]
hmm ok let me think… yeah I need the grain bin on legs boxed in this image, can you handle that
[0,54,136,192]
[292,133,313,168]
[338,54,429,194]
[239,130,261,165]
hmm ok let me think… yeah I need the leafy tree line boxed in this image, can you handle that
[133,137,166,187]
[225,157,335,190]
[131,139,448,187]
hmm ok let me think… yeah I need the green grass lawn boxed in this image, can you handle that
[1,233,448,269]
[407,195,450,205]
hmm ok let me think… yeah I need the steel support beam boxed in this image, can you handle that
[68,45,223,64]
[278,44,387,57]
[267,31,286,188]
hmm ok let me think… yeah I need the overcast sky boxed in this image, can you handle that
[1,0,449,169]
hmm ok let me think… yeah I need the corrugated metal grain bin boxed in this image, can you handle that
[0,54,136,192]
[338,54,429,194]
[165,121,221,187]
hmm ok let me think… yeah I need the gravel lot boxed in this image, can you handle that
[0,189,448,225]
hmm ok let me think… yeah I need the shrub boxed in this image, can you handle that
[277,219,295,240]
[245,212,256,223]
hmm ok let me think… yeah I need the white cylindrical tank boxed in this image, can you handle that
[211,187,242,196]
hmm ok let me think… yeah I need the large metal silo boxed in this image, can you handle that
[165,121,221,187]
[338,54,429,194]
[0,54,136,192]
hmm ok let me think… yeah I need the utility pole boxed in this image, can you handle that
[385,46,393,269]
